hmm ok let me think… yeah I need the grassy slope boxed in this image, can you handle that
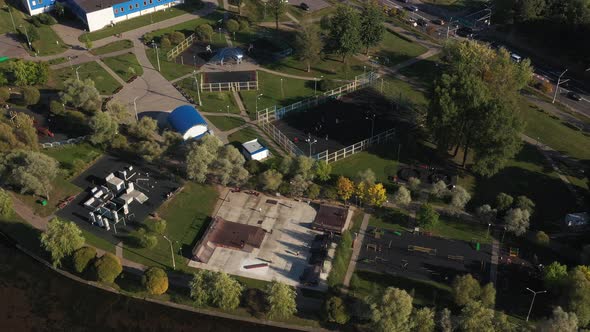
[90,40,134,55]
[377,29,428,66]
[101,52,144,81]
[206,115,245,131]
[50,61,122,94]
[176,78,240,114]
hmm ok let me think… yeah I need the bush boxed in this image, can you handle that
[168,31,185,44]
[72,246,97,273]
[22,86,40,106]
[307,183,321,199]
[324,296,349,324]
[49,100,65,115]
[93,253,122,283]
[537,80,553,94]
[245,160,262,175]
[110,134,129,150]
[137,228,158,249]
[142,267,169,295]
[535,230,550,246]
[225,19,239,33]
[0,87,9,103]
[38,13,57,25]
[238,19,249,31]
[195,23,213,41]
[160,37,171,48]
[318,79,341,92]
[147,218,166,235]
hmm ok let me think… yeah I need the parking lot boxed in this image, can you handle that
[357,227,492,284]
[188,191,332,289]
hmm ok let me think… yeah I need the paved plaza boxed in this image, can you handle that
[188,191,331,288]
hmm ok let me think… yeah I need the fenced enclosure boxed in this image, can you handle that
[41,136,88,149]
[257,72,398,163]
[166,33,196,61]
[200,80,258,92]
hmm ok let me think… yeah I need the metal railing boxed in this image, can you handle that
[200,80,258,92]
[40,136,88,149]
[166,33,196,61]
[260,120,305,156]
[256,71,379,122]
[315,128,396,163]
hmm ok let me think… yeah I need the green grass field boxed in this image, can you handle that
[377,29,428,66]
[80,2,207,41]
[142,10,224,41]
[176,78,240,114]
[121,182,218,270]
[240,71,315,119]
[331,144,400,183]
[146,48,195,81]
[101,52,143,81]
[90,40,134,55]
[50,61,122,94]
[369,207,411,232]
[206,115,245,131]
[266,54,366,81]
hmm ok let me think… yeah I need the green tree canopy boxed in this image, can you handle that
[190,270,214,306]
[142,267,169,295]
[89,111,118,146]
[359,1,385,54]
[0,150,59,198]
[417,204,439,229]
[195,24,213,41]
[72,246,97,273]
[267,0,286,30]
[324,296,349,324]
[328,6,362,63]
[294,25,324,73]
[259,169,283,191]
[210,272,243,310]
[265,281,297,320]
[94,252,123,283]
[566,265,590,326]
[8,60,49,86]
[40,218,85,267]
[0,188,13,218]
[22,86,40,106]
[59,78,101,113]
[371,287,414,332]
[538,306,578,332]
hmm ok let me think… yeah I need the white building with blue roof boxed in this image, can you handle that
[241,139,269,161]
[168,105,210,140]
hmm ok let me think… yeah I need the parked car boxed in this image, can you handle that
[510,53,522,63]
[406,5,419,12]
[432,19,445,25]
[300,2,310,11]
[456,27,474,38]
[568,91,583,101]
[417,18,428,27]
[406,17,418,27]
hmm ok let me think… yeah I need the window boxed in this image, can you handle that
[114,8,118,13]
[129,5,132,9]
[120,7,124,11]
[149,0,153,3]
[143,1,146,5]
[38,0,42,4]
[135,3,139,8]
[31,0,36,5]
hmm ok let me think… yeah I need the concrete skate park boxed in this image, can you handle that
[188,190,348,289]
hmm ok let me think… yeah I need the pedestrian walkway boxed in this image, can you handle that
[342,212,371,292]
[489,239,499,286]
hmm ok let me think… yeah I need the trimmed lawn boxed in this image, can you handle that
[146,48,195,81]
[380,74,429,113]
[33,25,68,56]
[90,39,134,55]
[48,57,67,65]
[265,54,366,81]
[461,143,578,228]
[142,11,225,41]
[520,98,590,161]
[176,78,240,114]
[50,61,122,94]
[376,29,427,66]
[369,207,411,232]
[350,270,453,307]
[331,144,400,183]
[398,54,443,89]
[240,71,315,119]
[121,182,218,271]
[80,2,207,41]
[327,210,365,288]
[43,142,102,170]
[102,52,144,82]
[206,115,245,131]
[435,215,492,244]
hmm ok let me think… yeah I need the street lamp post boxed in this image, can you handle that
[133,96,139,122]
[67,56,74,71]
[280,78,284,98]
[255,93,263,114]
[305,134,317,157]
[151,40,161,72]
[19,25,31,50]
[525,288,546,322]
[193,54,196,68]
[552,69,569,103]
[75,66,81,81]
[4,5,16,33]
[487,223,492,237]
[192,70,202,106]
[163,235,176,270]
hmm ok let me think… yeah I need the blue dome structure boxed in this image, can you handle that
[168,105,209,140]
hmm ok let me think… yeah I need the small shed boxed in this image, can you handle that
[241,139,269,161]
[168,105,209,140]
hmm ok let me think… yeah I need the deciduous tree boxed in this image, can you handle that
[72,246,96,273]
[190,270,213,306]
[337,176,354,202]
[431,180,448,198]
[313,160,331,181]
[0,87,9,103]
[324,296,349,324]
[0,188,13,218]
[89,111,118,146]
[129,116,158,141]
[59,78,101,112]
[393,185,412,206]
[265,281,297,319]
[504,208,530,236]
[535,230,550,246]
[8,60,49,86]
[476,204,497,223]
[259,169,283,191]
[538,306,578,332]
[496,192,514,212]
[452,274,482,307]
[195,23,213,41]
[417,204,439,229]
[328,6,362,63]
[408,177,421,192]
[210,272,243,310]
[566,265,590,326]
[515,195,535,215]
[40,218,85,267]
[450,185,471,210]
[295,25,324,72]
[142,267,169,295]
[22,86,40,106]
[438,308,453,332]
[544,261,568,290]
[289,174,310,197]
[225,19,239,33]
[371,287,413,332]
[411,307,435,332]
[93,252,122,283]
[367,183,387,207]
[359,1,385,55]
[267,0,286,30]
[458,301,495,332]
[0,150,58,199]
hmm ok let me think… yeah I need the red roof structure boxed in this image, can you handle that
[192,217,266,263]
[311,204,350,234]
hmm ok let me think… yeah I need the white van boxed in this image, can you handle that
[510,53,522,63]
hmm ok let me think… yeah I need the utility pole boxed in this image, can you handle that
[552,69,569,103]
[133,96,139,122]
[280,78,284,98]
[193,54,196,68]
[525,288,546,322]
[75,66,81,81]
[151,40,161,72]
[19,25,31,50]
[163,235,176,270]
[192,70,202,106]
[4,5,16,33]
[305,134,317,157]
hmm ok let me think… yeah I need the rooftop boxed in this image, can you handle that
[312,204,349,234]
[242,139,267,154]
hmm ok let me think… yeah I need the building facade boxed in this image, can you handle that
[21,0,183,31]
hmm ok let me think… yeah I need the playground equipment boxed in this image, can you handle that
[408,245,437,255]
[366,243,382,252]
